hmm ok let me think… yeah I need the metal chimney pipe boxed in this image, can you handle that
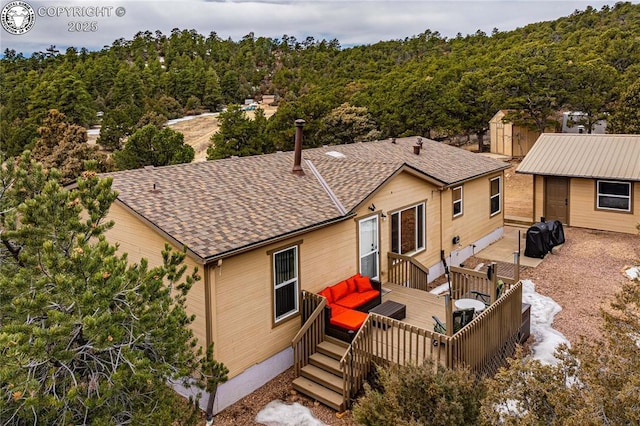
[292,119,305,176]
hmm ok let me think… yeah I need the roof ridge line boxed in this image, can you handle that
[304,159,347,215]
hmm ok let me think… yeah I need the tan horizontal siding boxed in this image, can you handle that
[442,173,505,254]
[213,220,356,378]
[105,202,208,350]
[570,179,640,234]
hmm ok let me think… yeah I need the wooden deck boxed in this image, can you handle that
[293,264,524,412]
[381,282,446,330]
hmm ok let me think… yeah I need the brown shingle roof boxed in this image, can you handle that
[106,136,508,261]
[516,134,640,181]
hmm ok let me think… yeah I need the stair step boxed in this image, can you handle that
[504,216,533,227]
[323,335,350,348]
[301,364,343,393]
[317,340,348,360]
[292,376,344,412]
[309,352,342,376]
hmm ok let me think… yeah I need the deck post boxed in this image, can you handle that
[513,251,520,282]
[445,294,453,336]
[489,262,498,304]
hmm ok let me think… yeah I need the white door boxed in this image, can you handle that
[359,216,379,280]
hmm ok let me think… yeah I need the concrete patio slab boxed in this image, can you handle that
[475,226,544,268]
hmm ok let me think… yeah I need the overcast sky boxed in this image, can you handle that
[0,1,633,55]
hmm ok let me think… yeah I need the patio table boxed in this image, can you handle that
[454,298,486,313]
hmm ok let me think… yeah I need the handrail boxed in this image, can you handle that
[291,291,326,376]
[339,313,373,406]
[387,252,429,291]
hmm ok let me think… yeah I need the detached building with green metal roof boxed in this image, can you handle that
[517,133,640,234]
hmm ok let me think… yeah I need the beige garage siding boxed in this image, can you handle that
[570,179,640,234]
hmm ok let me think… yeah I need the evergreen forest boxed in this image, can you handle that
[1,2,639,162]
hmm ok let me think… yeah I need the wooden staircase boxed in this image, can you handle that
[292,337,349,411]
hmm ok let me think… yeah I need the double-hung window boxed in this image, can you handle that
[453,186,463,218]
[490,176,501,216]
[273,246,299,324]
[597,180,631,212]
[391,203,425,255]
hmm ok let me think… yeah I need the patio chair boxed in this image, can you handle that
[470,279,505,307]
[432,307,475,336]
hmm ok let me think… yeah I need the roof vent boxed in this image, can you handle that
[391,137,396,144]
[413,137,423,155]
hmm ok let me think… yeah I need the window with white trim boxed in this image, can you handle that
[490,176,501,216]
[273,246,298,323]
[391,203,425,255]
[597,180,631,212]
[453,186,463,218]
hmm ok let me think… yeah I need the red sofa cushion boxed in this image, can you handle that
[330,280,349,301]
[335,290,379,310]
[319,287,334,304]
[328,303,349,318]
[345,275,358,293]
[330,310,368,331]
[355,275,374,293]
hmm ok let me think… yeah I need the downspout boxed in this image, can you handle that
[439,188,445,271]
[203,264,213,349]
[203,264,215,424]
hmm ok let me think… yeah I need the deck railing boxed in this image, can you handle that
[387,253,429,291]
[449,258,519,302]
[291,291,326,376]
[339,277,524,406]
[449,281,523,377]
[299,259,522,409]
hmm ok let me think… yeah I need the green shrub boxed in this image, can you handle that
[353,359,483,426]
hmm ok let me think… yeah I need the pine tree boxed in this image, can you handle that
[31,109,113,184]
[113,124,194,170]
[0,153,214,425]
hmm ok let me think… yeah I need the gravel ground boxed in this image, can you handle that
[213,159,640,426]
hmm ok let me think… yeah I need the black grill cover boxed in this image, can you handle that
[547,220,565,247]
[524,222,551,259]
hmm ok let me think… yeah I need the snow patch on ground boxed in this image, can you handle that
[522,279,570,364]
[255,400,327,426]
[429,282,451,295]
[625,266,639,280]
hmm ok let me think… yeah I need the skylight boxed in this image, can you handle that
[325,151,346,158]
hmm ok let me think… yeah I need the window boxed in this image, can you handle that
[453,186,463,218]
[273,246,299,323]
[597,180,631,212]
[490,176,501,216]
[391,203,425,255]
